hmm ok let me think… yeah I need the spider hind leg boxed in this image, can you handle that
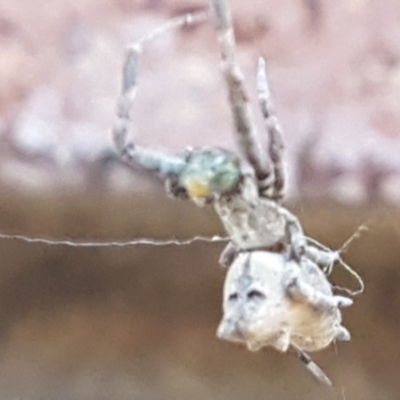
[290,345,332,386]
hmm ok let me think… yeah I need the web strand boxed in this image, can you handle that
[0,233,228,248]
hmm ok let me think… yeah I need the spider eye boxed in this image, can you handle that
[247,289,266,300]
[228,292,239,301]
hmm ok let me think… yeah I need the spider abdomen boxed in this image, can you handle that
[218,252,351,354]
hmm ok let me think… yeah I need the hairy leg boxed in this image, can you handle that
[304,245,340,271]
[281,209,307,261]
[289,344,332,386]
[112,12,207,177]
[211,0,271,184]
[219,242,239,267]
[283,267,353,311]
[335,326,351,341]
[257,58,286,201]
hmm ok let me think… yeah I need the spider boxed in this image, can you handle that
[111,0,364,385]
[111,0,354,277]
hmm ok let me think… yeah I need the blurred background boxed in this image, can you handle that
[0,0,399,398]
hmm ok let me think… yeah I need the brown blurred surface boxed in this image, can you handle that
[0,189,398,399]
[0,0,400,399]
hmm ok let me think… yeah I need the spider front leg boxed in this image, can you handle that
[211,0,286,200]
[257,57,286,201]
[112,12,208,183]
[211,0,273,187]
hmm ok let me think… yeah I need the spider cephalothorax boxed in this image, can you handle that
[177,148,242,202]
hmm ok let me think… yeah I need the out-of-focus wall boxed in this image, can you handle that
[0,0,399,201]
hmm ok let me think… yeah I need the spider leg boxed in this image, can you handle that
[335,326,351,341]
[304,245,340,272]
[219,241,239,267]
[283,209,342,272]
[112,12,208,178]
[282,209,307,261]
[289,344,332,386]
[257,57,286,201]
[283,266,353,311]
[211,0,271,185]
[305,235,365,296]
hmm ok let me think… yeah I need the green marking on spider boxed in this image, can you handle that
[178,148,241,199]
